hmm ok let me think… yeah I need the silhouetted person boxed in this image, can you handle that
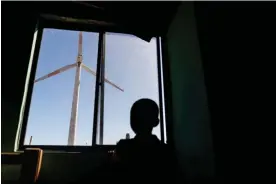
[116,98,161,156]
[125,133,130,140]
[112,99,173,182]
[94,99,177,183]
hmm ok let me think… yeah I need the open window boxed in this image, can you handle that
[16,15,167,151]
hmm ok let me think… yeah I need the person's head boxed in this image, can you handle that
[130,99,159,135]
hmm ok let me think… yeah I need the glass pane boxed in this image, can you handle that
[24,28,99,146]
[103,33,161,145]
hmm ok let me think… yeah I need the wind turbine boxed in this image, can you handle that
[34,32,123,145]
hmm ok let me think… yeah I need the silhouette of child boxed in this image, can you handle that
[99,98,178,184]
[113,99,167,179]
[116,99,161,153]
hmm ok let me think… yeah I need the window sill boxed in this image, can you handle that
[17,145,116,154]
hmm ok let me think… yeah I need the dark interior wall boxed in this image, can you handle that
[166,2,215,182]
[193,2,276,182]
[2,5,38,152]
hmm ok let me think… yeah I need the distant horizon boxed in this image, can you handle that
[24,29,163,145]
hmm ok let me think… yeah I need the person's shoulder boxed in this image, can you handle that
[117,139,133,145]
[115,139,135,158]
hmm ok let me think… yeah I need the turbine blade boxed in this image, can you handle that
[82,64,124,92]
[82,64,96,76]
[34,63,77,83]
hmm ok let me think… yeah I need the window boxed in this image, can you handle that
[23,29,99,146]
[18,19,166,150]
[102,33,161,145]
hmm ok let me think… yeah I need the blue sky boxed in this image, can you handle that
[24,29,161,145]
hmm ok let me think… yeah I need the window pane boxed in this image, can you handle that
[24,29,99,146]
[103,33,161,145]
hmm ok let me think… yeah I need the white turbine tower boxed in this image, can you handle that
[34,32,123,145]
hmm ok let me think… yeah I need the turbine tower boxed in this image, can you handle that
[34,32,123,145]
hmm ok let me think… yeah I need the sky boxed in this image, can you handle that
[24,28,162,146]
